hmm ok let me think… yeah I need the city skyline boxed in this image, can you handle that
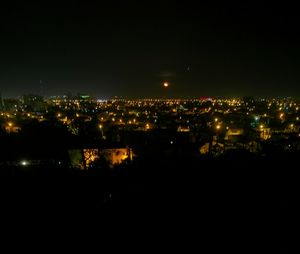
[0,1,299,98]
[0,91,299,100]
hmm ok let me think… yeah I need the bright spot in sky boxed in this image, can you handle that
[163,82,169,88]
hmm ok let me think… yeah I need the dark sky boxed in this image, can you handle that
[0,0,299,98]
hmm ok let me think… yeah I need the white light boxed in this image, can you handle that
[20,160,28,166]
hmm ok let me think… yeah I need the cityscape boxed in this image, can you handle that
[0,1,290,251]
[1,92,299,170]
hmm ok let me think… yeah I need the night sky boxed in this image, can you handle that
[0,1,299,98]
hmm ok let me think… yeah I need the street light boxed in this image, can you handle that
[99,124,104,137]
[20,160,29,166]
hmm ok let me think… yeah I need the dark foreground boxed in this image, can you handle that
[0,152,289,253]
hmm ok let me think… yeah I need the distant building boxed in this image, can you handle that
[260,128,271,140]
[3,98,21,112]
[23,94,46,112]
[0,93,3,111]
[243,96,255,106]
[68,146,133,169]
[199,143,210,154]
[3,122,21,134]
[77,94,92,101]
[177,125,190,132]
[225,128,244,141]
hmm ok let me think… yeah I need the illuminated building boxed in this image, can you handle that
[177,126,190,132]
[260,127,271,140]
[100,147,133,167]
[4,122,21,133]
[199,143,210,154]
[225,128,244,140]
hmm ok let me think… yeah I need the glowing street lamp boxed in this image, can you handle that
[163,82,169,88]
[99,124,104,137]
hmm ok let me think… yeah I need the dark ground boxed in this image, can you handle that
[0,153,289,252]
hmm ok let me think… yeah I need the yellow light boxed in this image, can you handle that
[57,113,61,118]
[99,124,103,129]
[163,82,169,88]
[260,125,264,129]
[27,113,31,117]
[8,122,13,127]
[76,113,79,117]
[214,118,218,122]
[216,125,221,130]
[290,124,294,128]
[112,118,115,122]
